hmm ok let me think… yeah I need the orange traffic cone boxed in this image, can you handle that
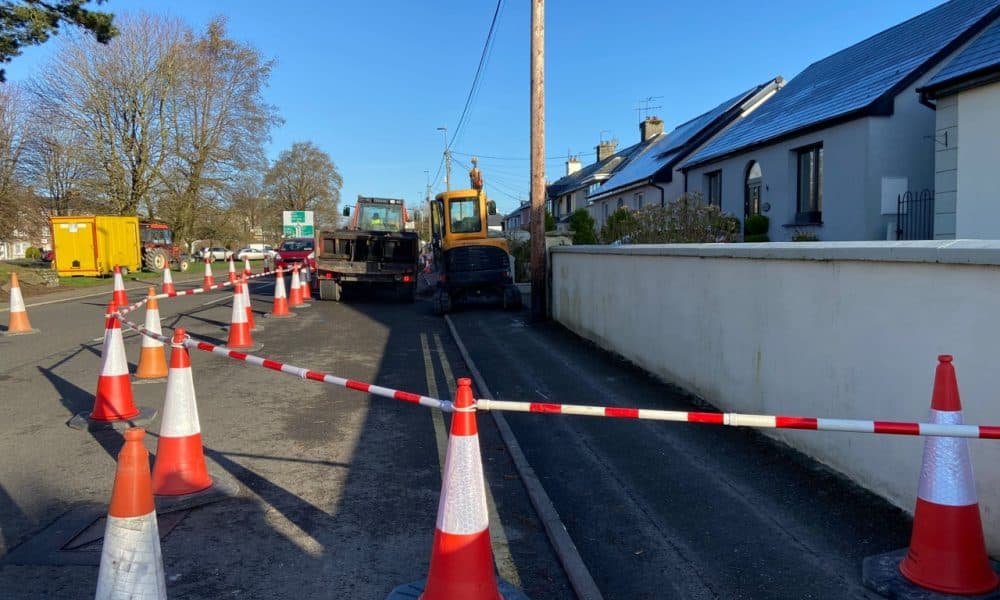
[152,329,213,496]
[288,264,304,307]
[242,275,259,331]
[420,378,502,600]
[161,265,176,295]
[203,257,215,289]
[301,263,314,301]
[226,279,255,349]
[898,355,999,594]
[135,288,168,380]
[95,428,167,599]
[3,272,37,335]
[91,301,141,421]
[243,256,252,277]
[227,257,237,284]
[112,265,128,308]
[268,267,295,318]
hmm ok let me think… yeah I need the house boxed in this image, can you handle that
[488,213,504,233]
[546,138,634,231]
[585,78,784,223]
[918,17,1000,239]
[502,201,531,232]
[681,0,1000,242]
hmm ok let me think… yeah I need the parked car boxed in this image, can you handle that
[41,249,54,263]
[274,237,315,270]
[194,247,233,262]
[234,245,276,261]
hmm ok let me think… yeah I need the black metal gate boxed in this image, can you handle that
[896,189,935,240]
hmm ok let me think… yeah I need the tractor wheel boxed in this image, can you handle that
[177,259,190,272]
[144,248,169,272]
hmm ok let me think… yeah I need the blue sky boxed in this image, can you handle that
[5,0,945,215]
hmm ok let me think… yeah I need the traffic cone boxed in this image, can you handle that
[112,265,128,307]
[288,264,304,307]
[135,288,168,380]
[95,428,167,600]
[420,378,502,600]
[226,279,255,349]
[203,257,215,290]
[268,267,295,318]
[3,272,37,335]
[898,355,999,595]
[301,263,313,301]
[90,300,141,422]
[151,328,213,496]
[227,257,237,284]
[243,256,252,277]
[242,275,259,331]
[161,266,176,295]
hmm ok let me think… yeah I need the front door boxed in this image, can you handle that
[745,181,761,222]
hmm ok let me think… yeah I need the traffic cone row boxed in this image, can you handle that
[135,288,167,380]
[3,272,36,335]
[269,267,295,318]
[161,266,176,295]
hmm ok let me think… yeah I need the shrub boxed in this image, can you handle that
[24,246,41,259]
[791,229,819,242]
[506,235,531,282]
[744,214,769,236]
[599,207,638,244]
[744,234,770,243]
[568,208,597,244]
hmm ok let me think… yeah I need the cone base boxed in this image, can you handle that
[67,407,158,431]
[135,347,168,380]
[386,578,528,600]
[864,549,1000,599]
[2,327,39,336]
[292,302,312,308]
[265,312,297,319]
[154,467,241,514]
[152,434,213,496]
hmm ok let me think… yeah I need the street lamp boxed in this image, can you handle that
[437,126,451,191]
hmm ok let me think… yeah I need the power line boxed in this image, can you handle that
[450,0,504,151]
[452,150,596,161]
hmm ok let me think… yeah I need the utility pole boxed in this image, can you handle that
[530,0,546,321]
[437,126,451,191]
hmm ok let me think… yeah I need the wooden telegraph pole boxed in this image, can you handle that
[530,0,546,321]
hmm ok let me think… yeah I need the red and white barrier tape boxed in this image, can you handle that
[474,399,1000,440]
[117,270,276,314]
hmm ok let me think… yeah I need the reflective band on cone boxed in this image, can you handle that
[226,280,255,349]
[203,258,215,289]
[4,272,35,334]
[242,275,257,330]
[161,266,176,295]
[269,268,294,318]
[135,287,168,380]
[112,265,128,307]
[152,329,212,496]
[288,265,304,307]
[91,300,141,421]
[899,355,999,595]
[95,428,167,600]
[421,378,502,600]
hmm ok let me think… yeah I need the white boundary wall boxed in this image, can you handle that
[551,240,1000,552]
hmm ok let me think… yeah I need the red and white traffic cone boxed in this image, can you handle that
[242,275,259,331]
[226,279,255,349]
[268,267,295,318]
[151,329,213,496]
[227,257,237,284]
[898,355,999,595]
[112,265,128,307]
[134,288,168,380]
[203,257,215,290]
[161,265,176,295]
[95,428,167,600]
[288,264,305,307]
[243,256,252,277]
[3,272,37,335]
[301,263,313,301]
[418,378,502,600]
[90,300,141,422]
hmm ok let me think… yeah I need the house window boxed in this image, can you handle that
[603,203,609,220]
[634,192,644,208]
[617,197,624,209]
[797,145,823,223]
[588,182,601,196]
[706,171,722,206]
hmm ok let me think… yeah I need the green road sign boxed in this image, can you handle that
[290,211,306,223]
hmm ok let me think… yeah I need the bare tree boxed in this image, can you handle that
[0,85,42,240]
[159,16,281,250]
[30,13,183,215]
[21,116,98,215]
[264,141,342,227]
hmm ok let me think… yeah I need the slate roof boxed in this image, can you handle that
[591,81,778,198]
[684,0,1000,169]
[546,140,646,199]
[922,16,1000,93]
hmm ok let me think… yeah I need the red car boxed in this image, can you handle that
[274,237,315,270]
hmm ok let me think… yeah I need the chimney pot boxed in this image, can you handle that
[640,116,664,142]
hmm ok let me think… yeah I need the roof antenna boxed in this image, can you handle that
[635,96,663,120]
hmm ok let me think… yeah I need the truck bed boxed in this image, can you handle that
[315,230,420,281]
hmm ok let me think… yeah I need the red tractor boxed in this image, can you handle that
[139,221,190,272]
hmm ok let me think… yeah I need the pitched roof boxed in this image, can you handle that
[684,0,1000,169]
[590,80,779,198]
[921,16,1000,94]
[547,151,627,198]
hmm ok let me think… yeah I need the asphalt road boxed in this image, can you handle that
[0,276,571,598]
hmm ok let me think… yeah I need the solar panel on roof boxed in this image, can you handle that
[926,17,1000,88]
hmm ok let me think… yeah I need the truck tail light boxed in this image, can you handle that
[402,275,412,283]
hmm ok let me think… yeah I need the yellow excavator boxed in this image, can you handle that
[429,159,521,315]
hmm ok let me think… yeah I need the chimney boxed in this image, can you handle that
[595,139,618,162]
[640,116,664,142]
[566,155,581,176]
